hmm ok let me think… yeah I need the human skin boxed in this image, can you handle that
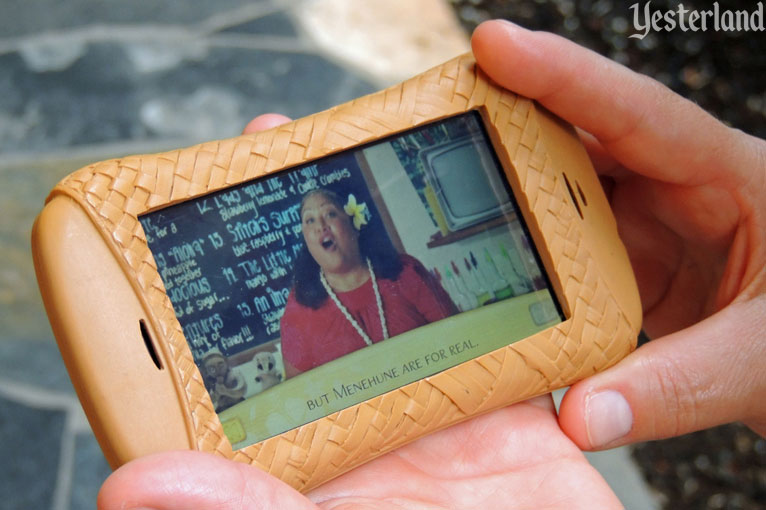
[98,396,622,510]
[97,20,765,510]
[301,192,367,291]
[469,20,766,450]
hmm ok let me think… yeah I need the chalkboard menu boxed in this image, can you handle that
[139,150,386,361]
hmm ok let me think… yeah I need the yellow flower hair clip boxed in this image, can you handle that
[344,194,368,230]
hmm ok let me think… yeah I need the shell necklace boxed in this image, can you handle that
[320,258,388,346]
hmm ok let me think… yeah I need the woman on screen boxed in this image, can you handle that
[279,188,458,376]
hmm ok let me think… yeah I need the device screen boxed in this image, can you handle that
[139,111,563,448]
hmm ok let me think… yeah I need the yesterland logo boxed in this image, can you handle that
[630,2,765,40]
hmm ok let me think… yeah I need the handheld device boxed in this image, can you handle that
[32,53,641,492]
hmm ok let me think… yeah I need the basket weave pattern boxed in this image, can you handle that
[49,54,636,491]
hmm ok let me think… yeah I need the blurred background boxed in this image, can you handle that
[0,0,763,508]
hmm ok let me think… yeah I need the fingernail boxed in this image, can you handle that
[585,390,633,447]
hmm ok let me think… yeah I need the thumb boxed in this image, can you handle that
[558,295,766,449]
[97,451,317,510]
[243,113,292,134]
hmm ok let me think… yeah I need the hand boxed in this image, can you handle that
[472,20,766,449]
[98,396,622,509]
[96,113,621,510]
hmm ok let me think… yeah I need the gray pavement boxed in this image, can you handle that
[0,1,659,508]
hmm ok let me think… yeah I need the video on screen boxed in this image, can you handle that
[139,111,563,447]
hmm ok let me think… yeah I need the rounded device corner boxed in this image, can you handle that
[32,194,195,467]
[532,104,643,337]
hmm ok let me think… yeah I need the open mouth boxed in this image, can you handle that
[320,236,335,250]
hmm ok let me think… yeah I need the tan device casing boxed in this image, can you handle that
[33,53,641,492]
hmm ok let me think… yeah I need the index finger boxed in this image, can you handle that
[470,20,755,189]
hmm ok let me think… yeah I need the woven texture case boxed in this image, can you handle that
[44,54,640,491]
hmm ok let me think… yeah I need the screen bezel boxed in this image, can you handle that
[141,101,579,437]
[137,110,566,448]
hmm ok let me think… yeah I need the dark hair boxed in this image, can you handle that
[292,189,403,309]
